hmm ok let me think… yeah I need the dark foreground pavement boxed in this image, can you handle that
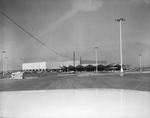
[0,72,150,92]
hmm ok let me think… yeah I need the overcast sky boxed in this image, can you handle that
[0,0,150,70]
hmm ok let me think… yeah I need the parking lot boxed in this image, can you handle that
[0,71,150,92]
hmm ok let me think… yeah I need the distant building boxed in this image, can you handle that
[22,60,107,72]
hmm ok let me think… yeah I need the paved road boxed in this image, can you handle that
[0,72,150,92]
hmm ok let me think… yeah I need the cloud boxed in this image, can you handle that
[36,0,102,39]
[72,0,102,12]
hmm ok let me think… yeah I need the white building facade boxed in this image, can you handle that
[22,61,80,71]
[22,62,46,71]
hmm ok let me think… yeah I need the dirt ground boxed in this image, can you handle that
[0,72,150,92]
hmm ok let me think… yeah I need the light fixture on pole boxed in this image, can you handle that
[2,51,6,76]
[139,54,142,72]
[94,47,99,73]
[115,18,126,76]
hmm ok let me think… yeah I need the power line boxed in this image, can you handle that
[145,0,150,8]
[0,10,66,59]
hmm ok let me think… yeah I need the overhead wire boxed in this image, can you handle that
[145,0,150,8]
[0,10,67,59]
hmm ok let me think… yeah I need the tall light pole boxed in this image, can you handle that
[5,57,8,73]
[66,56,69,72]
[94,47,99,73]
[2,51,6,76]
[115,18,126,76]
[139,54,142,71]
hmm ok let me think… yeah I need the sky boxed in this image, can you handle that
[0,0,150,70]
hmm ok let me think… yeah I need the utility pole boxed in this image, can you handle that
[5,57,8,74]
[73,51,75,67]
[73,51,76,73]
[2,51,6,76]
[139,54,142,72]
[94,47,99,73]
[66,56,69,72]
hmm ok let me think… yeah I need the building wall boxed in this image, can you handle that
[22,61,80,71]
[22,62,46,71]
